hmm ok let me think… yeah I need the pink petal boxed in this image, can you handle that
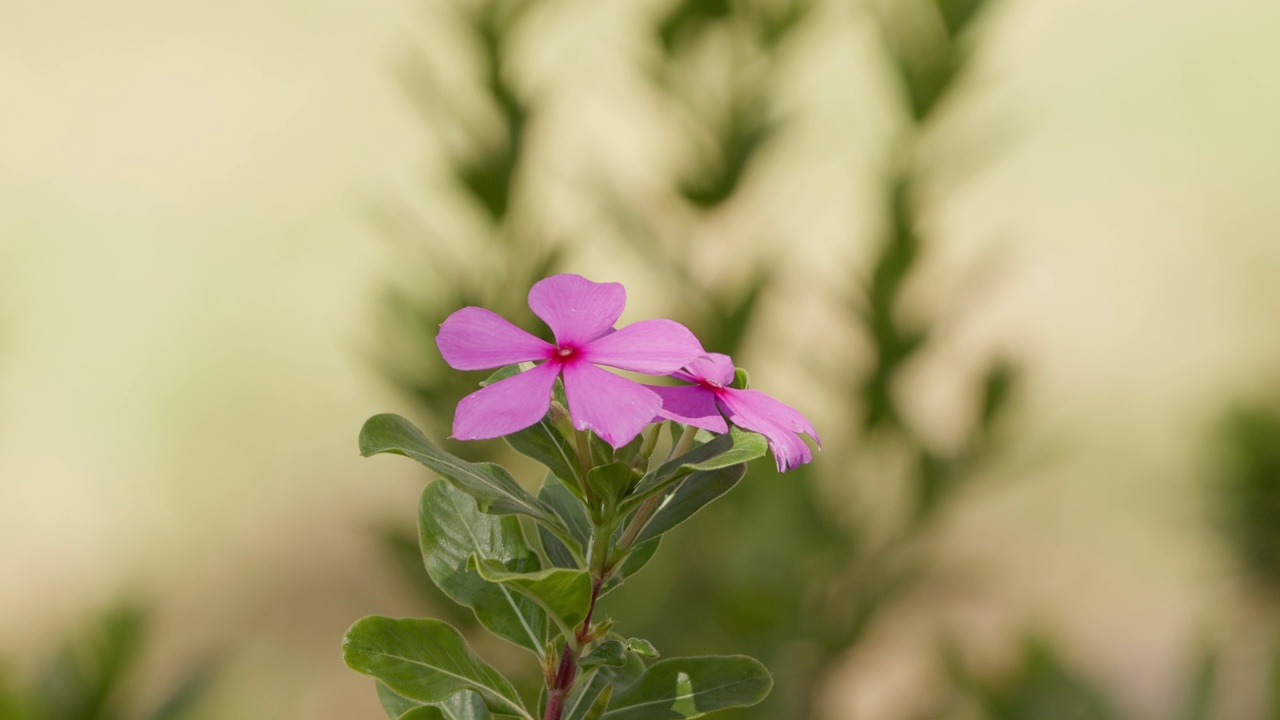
[562,361,662,449]
[437,307,555,371]
[647,384,728,433]
[716,389,817,472]
[527,274,625,347]
[584,319,705,375]
[682,353,735,387]
[451,361,561,440]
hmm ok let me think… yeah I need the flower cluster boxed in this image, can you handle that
[436,274,818,471]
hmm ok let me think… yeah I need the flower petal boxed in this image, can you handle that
[584,319,705,374]
[451,361,561,441]
[437,307,555,371]
[716,389,817,472]
[562,361,662,449]
[527,274,625,346]
[681,353,736,387]
[647,384,728,433]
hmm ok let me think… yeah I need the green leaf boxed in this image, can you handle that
[506,420,583,493]
[600,537,660,596]
[537,475,590,569]
[342,616,530,719]
[387,688,494,720]
[586,462,631,519]
[581,638,660,670]
[625,428,765,506]
[398,709,449,720]
[602,656,772,719]
[581,685,613,720]
[625,638,659,660]
[581,640,628,669]
[360,413,562,529]
[418,481,547,654]
[470,557,593,641]
[564,654,646,720]
[378,682,422,718]
[633,465,747,545]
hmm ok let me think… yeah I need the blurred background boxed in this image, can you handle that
[2,0,1280,718]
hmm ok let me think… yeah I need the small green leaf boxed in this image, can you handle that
[342,616,530,719]
[586,462,631,519]
[633,465,747,545]
[537,475,590,568]
[564,654,646,720]
[360,414,562,529]
[470,558,593,641]
[602,656,772,719]
[730,368,750,390]
[581,637,660,671]
[581,640,628,669]
[601,537,661,596]
[418,481,546,654]
[624,638,659,660]
[581,685,613,720]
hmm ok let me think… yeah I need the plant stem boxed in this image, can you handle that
[544,506,615,720]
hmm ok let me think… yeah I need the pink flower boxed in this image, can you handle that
[649,353,820,472]
[436,274,705,448]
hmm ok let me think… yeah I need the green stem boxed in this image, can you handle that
[544,505,616,720]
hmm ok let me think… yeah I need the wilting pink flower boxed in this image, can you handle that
[649,353,819,472]
[436,274,705,448]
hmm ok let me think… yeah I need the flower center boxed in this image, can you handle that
[697,378,724,391]
[556,346,575,358]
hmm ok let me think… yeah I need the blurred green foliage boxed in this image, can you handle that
[0,605,213,720]
[1213,404,1280,593]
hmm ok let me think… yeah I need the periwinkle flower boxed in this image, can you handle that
[436,273,704,448]
[649,353,820,471]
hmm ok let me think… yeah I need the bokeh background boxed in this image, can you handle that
[3,0,1280,718]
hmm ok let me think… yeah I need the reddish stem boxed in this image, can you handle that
[542,578,605,720]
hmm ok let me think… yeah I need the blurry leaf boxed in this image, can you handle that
[657,0,731,53]
[935,0,989,38]
[980,361,1017,431]
[143,658,217,720]
[342,616,530,719]
[601,536,663,597]
[601,655,772,719]
[37,605,145,720]
[679,110,773,209]
[418,481,548,655]
[1179,646,1216,720]
[538,475,590,569]
[361,413,562,529]
[1214,405,1280,590]
[861,176,926,431]
[949,635,1122,720]
[758,0,814,49]
[634,464,747,545]
[469,557,593,638]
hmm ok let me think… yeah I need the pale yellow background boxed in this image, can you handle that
[1,0,1279,718]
